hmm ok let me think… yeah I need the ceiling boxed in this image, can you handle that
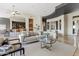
[0,3,61,18]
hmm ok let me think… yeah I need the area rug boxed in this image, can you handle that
[24,41,76,56]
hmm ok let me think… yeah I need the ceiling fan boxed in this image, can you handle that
[10,5,21,16]
[6,5,25,19]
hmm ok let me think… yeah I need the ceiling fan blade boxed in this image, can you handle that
[6,5,22,16]
[14,10,21,15]
[16,12,21,15]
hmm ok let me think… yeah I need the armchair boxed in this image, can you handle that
[40,31,58,51]
[7,39,25,56]
[8,39,22,50]
[0,37,4,46]
[0,37,25,56]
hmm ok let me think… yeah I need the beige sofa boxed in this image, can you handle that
[20,31,39,43]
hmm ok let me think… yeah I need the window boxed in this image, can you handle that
[73,21,75,34]
[56,21,58,30]
[59,20,61,30]
[0,24,6,34]
[0,24,6,30]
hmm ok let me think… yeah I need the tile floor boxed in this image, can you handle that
[6,35,79,56]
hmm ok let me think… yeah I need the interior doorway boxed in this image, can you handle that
[42,17,47,31]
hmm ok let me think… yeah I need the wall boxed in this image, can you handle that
[64,14,68,35]
[25,16,42,32]
[9,15,44,32]
[47,11,79,36]
[0,18,10,31]
[47,15,64,35]
[10,16,25,29]
[34,16,42,32]
[67,10,79,35]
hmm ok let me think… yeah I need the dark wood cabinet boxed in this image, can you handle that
[12,21,26,32]
[29,19,33,31]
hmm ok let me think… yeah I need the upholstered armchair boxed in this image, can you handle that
[0,36,24,56]
[0,38,22,50]
[8,39,22,50]
[0,37,5,46]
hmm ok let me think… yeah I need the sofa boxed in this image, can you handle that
[9,32,21,40]
[9,31,44,44]
[20,31,40,43]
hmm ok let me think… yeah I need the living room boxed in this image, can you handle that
[0,3,61,56]
[0,2,79,57]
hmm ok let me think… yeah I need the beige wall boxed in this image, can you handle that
[47,15,65,35]
[25,16,42,32]
[33,16,42,32]
[9,15,44,32]
[64,14,68,35]
[47,10,79,35]
[67,11,79,35]
[10,17,25,29]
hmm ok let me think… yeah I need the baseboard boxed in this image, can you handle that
[26,41,39,44]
